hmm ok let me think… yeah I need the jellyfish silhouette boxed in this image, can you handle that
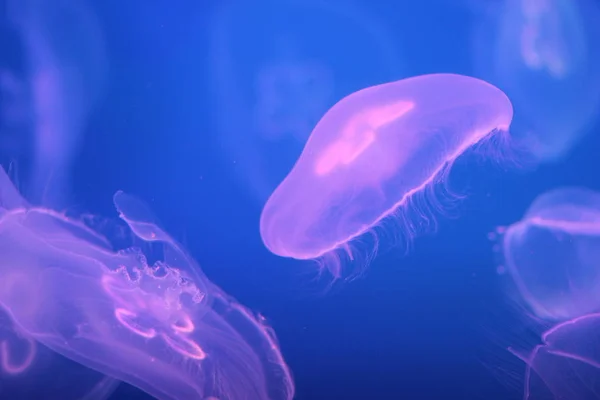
[260,73,514,279]
[208,0,403,205]
[511,313,600,399]
[0,167,294,400]
[4,0,108,207]
[471,0,600,163]
[499,187,600,322]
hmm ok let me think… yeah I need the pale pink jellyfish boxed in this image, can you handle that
[499,187,600,322]
[471,0,600,163]
[260,73,513,279]
[0,167,294,400]
[511,313,600,399]
[0,169,119,399]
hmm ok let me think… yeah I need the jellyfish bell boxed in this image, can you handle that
[260,73,514,280]
[500,187,600,322]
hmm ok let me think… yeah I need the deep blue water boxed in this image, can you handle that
[2,0,600,399]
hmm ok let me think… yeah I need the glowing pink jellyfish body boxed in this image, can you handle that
[501,187,600,322]
[260,73,513,278]
[0,168,119,400]
[511,313,600,399]
[0,168,294,400]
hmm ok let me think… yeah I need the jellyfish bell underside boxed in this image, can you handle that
[0,167,294,400]
[260,73,513,278]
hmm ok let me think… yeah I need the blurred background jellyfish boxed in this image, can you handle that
[208,0,404,205]
[0,166,294,400]
[498,187,600,322]
[260,73,514,279]
[471,0,600,164]
[1,0,108,207]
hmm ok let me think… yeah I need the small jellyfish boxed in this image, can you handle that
[500,187,600,322]
[4,0,108,206]
[511,313,600,399]
[0,167,294,400]
[471,0,600,163]
[208,0,403,204]
[260,73,513,279]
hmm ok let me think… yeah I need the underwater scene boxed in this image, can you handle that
[1,0,600,399]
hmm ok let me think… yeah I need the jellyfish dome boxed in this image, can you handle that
[501,187,600,322]
[260,73,513,277]
[0,167,294,400]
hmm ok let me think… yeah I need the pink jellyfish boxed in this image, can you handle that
[260,73,513,279]
[499,187,600,322]
[0,167,294,400]
[0,169,119,399]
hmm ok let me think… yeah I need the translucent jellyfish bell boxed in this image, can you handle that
[500,187,600,322]
[260,73,514,279]
[0,168,119,400]
[0,167,294,400]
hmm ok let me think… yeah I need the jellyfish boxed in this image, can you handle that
[510,313,600,399]
[3,0,108,207]
[0,167,294,400]
[471,0,600,163]
[260,73,514,279]
[499,187,600,322]
[0,168,119,399]
[208,0,403,204]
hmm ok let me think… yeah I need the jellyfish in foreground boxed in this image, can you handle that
[472,0,600,163]
[208,0,403,204]
[510,313,600,399]
[0,167,294,400]
[499,187,600,322]
[4,0,108,206]
[0,168,119,399]
[260,73,513,278]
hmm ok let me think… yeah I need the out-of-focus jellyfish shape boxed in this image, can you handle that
[260,73,514,279]
[472,0,600,163]
[5,0,108,207]
[500,187,600,322]
[0,167,294,400]
[0,169,119,399]
[208,0,403,204]
[511,313,600,399]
